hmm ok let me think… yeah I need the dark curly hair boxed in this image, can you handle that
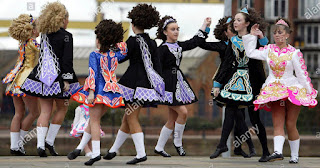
[156,15,177,42]
[94,19,124,53]
[230,8,268,35]
[127,3,160,30]
[274,17,293,34]
[214,16,235,41]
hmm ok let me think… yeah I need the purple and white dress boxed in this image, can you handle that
[118,33,171,107]
[21,28,79,99]
[157,30,208,105]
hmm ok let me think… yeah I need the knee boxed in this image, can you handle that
[166,120,175,128]
[179,110,188,120]
[14,112,25,121]
[285,121,297,131]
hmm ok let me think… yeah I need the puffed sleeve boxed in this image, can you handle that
[179,29,209,52]
[115,42,128,62]
[61,32,75,82]
[243,34,269,61]
[292,50,318,97]
[83,52,98,92]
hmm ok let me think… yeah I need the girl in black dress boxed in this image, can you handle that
[154,16,211,157]
[201,16,270,161]
[21,2,79,157]
[209,7,270,162]
[103,4,164,165]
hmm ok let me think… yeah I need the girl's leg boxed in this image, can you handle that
[285,100,301,162]
[126,106,147,160]
[36,98,53,151]
[155,108,176,153]
[233,108,251,158]
[21,96,40,131]
[108,110,130,153]
[89,104,105,158]
[19,96,40,148]
[46,99,68,147]
[268,100,286,161]
[210,105,238,159]
[169,105,188,148]
[10,97,25,152]
[248,106,270,156]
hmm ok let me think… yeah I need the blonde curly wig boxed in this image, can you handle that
[38,2,68,34]
[8,14,35,43]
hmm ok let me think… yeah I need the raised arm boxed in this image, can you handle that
[242,34,268,61]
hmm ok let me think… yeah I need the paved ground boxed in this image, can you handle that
[0,156,318,168]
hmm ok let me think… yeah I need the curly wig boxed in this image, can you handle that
[214,16,235,41]
[230,8,268,35]
[274,17,293,34]
[37,2,68,34]
[127,3,160,30]
[8,14,35,43]
[156,15,177,42]
[95,19,124,53]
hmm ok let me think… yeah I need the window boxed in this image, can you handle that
[198,88,205,117]
[302,52,320,76]
[238,0,253,8]
[298,24,320,47]
[299,0,320,19]
[265,0,288,19]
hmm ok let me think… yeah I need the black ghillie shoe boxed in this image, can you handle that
[154,150,171,157]
[103,151,116,160]
[234,149,249,158]
[173,143,186,156]
[210,147,228,159]
[67,149,81,160]
[126,156,147,165]
[37,148,47,157]
[45,142,58,156]
[267,152,284,162]
[84,155,101,166]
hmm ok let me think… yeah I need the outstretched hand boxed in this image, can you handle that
[250,24,263,39]
[205,17,212,27]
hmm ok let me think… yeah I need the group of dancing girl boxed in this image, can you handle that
[3,1,317,166]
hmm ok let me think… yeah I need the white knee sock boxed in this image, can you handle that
[76,132,92,151]
[132,132,146,159]
[45,124,61,146]
[273,136,285,154]
[10,132,20,150]
[91,140,100,158]
[109,129,129,153]
[19,130,28,148]
[37,127,48,150]
[174,122,185,147]
[155,126,173,152]
[289,139,300,159]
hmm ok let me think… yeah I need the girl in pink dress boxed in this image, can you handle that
[243,18,318,163]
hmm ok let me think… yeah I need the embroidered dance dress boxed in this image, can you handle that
[243,34,318,111]
[118,33,168,107]
[70,104,105,137]
[2,39,40,97]
[21,28,79,99]
[215,35,267,106]
[199,37,268,101]
[158,30,209,106]
[71,42,128,108]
